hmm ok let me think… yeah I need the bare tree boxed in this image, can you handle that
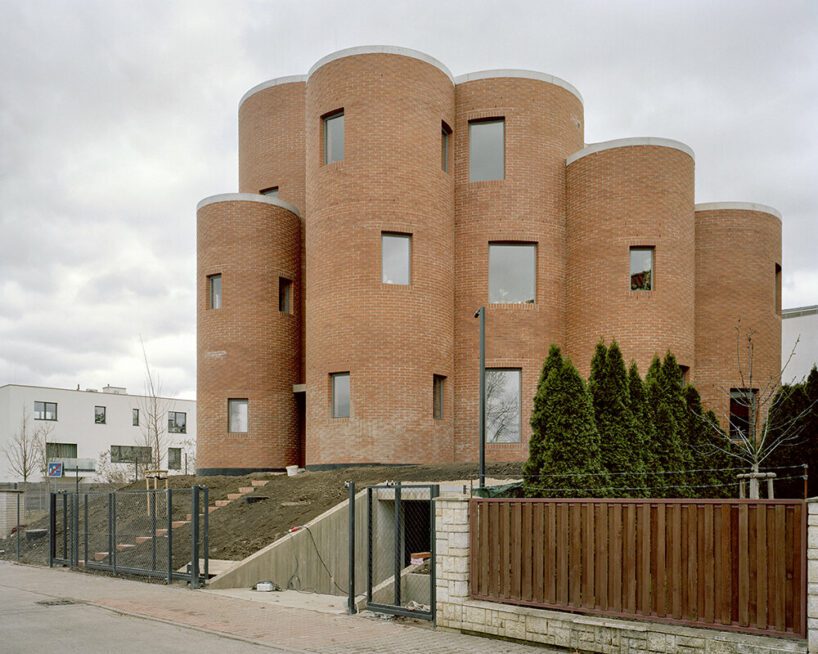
[96,449,131,484]
[694,324,814,497]
[138,338,172,472]
[3,406,38,482]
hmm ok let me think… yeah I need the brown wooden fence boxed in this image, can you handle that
[469,498,806,638]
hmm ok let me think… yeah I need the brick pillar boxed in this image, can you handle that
[435,495,470,630]
[809,499,817,653]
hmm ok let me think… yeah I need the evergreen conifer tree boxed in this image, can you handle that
[683,385,735,497]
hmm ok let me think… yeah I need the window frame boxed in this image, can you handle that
[775,263,782,316]
[168,411,187,434]
[46,442,77,460]
[381,232,412,285]
[488,242,537,304]
[132,408,139,427]
[34,401,58,421]
[260,186,279,197]
[468,117,505,182]
[167,447,182,471]
[441,121,452,172]
[228,398,249,433]
[110,444,152,464]
[729,388,758,442]
[331,372,351,419]
[208,273,222,309]
[323,109,344,164]
[279,277,293,314]
[484,367,522,444]
[629,246,655,292]
[94,406,106,425]
[433,375,446,420]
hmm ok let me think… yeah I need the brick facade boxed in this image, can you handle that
[196,47,782,472]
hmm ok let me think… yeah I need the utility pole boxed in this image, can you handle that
[474,307,486,491]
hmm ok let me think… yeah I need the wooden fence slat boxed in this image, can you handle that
[792,504,804,636]
[583,503,595,608]
[624,504,636,613]
[720,504,732,625]
[748,506,758,627]
[501,501,510,599]
[521,503,532,602]
[557,504,569,604]
[785,505,794,632]
[774,505,786,632]
[738,504,749,627]
[489,501,500,597]
[639,502,651,615]
[480,499,490,597]
[703,504,715,624]
[681,504,690,619]
[546,503,556,603]
[610,504,622,612]
[755,505,767,629]
[671,504,682,619]
[533,503,544,604]
[469,500,478,597]
[596,503,608,610]
[569,504,582,607]
[511,502,522,599]
[687,505,698,621]
[656,503,666,617]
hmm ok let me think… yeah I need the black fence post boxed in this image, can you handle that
[16,492,21,561]
[72,492,79,567]
[61,492,67,561]
[48,492,55,567]
[111,493,117,575]
[366,487,373,606]
[394,482,402,608]
[202,486,209,581]
[84,493,88,567]
[191,485,200,589]
[347,481,356,615]
[166,487,173,584]
[107,493,113,569]
[430,484,440,624]
[150,491,157,571]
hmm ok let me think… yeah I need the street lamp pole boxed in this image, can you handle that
[474,306,486,491]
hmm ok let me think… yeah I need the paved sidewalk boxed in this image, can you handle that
[0,562,556,653]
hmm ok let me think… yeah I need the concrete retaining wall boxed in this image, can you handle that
[0,490,22,538]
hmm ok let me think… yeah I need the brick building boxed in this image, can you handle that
[196,46,782,474]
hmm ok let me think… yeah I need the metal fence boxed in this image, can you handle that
[49,486,209,587]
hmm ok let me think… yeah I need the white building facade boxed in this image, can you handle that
[782,305,818,383]
[0,384,196,483]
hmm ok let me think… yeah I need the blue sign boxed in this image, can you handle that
[47,462,63,478]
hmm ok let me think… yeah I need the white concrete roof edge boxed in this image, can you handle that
[307,45,455,83]
[454,69,583,104]
[197,193,301,218]
[239,75,307,109]
[694,202,782,220]
[567,137,695,165]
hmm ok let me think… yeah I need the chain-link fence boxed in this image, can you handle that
[47,486,209,587]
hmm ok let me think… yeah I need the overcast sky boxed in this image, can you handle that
[1,0,816,400]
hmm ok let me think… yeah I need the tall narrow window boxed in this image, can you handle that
[331,372,350,418]
[488,243,536,303]
[279,278,293,313]
[323,110,344,164]
[382,233,411,285]
[228,399,248,433]
[433,375,446,419]
[441,122,451,172]
[775,263,782,316]
[469,118,504,181]
[168,447,182,471]
[729,388,758,441]
[208,274,222,309]
[260,186,278,197]
[485,369,521,443]
[630,247,654,291]
[132,408,139,426]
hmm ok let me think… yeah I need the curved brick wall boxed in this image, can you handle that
[197,196,301,473]
[304,52,456,465]
[694,205,782,423]
[453,74,584,463]
[565,143,696,378]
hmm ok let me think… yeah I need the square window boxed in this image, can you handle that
[489,243,536,303]
[331,372,350,418]
[279,278,293,313]
[260,186,278,197]
[168,447,182,471]
[34,401,58,421]
[469,118,504,181]
[729,388,758,441]
[208,274,222,309]
[132,408,139,426]
[46,442,77,460]
[382,233,411,285]
[485,368,521,443]
[168,411,187,434]
[228,399,248,433]
[433,375,446,419]
[323,110,344,164]
[441,122,451,172]
[630,247,654,291]
[95,406,106,424]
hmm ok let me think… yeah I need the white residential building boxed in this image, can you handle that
[782,305,818,383]
[0,384,196,483]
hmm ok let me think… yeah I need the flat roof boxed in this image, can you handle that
[0,383,194,403]
[197,193,301,218]
[782,305,818,319]
[694,202,782,221]
[567,137,695,165]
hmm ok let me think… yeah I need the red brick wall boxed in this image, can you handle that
[694,207,782,425]
[453,77,584,463]
[304,53,456,465]
[565,145,696,379]
[197,198,301,471]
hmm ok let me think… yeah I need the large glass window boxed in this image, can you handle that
[46,442,77,460]
[332,373,350,418]
[111,445,152,464]
[489,243,536,303]
[433,375,446,420]
[94,406,106,424]
[279,278,292,313]
[382,233,411,285]
[485,369,521,443]
[208,274,222,309]
[228,399,248,433]
[469,118,504,181]
[168,411,187,434]
[630,247,654,291]
[729,388,758,441]
[34,401,57,421]
[168,447,182,471]
[324,110,344,164]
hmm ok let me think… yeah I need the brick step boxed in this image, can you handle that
[251,480,269,487]
[156,528,168,537]
[171,520,188,529]
[208,506,219,513]
[215,499,232,508]
[93,551,110,561]
[226,493,242,501]
[116,543,136,552]
[238,487,254,494]
[134,536,152,544]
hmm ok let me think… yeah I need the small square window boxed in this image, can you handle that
[95,406,106,424]
[630,247,654,291]
[433,375,446,419]
[469,118,504,181]
[168,411,187,434]
[132,408,139,426]
[208,274,222,309]
[323,110,344,164]
[34,401,58,421]
[485,368,522,443]
[279,278,293,313]
[382,233,411,285]
[260,186,278,198]
[228,399,248,433]
[168,447,182,471]
[489,243,536,303]
[331,373,350,418]
[441,122,451,172]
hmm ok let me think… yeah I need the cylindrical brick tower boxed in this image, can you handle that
[304,47,456,466]
[197,194,302,474]
[565,138,696,378]
[452,71,584,462]
[694,203,782,423]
